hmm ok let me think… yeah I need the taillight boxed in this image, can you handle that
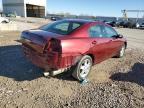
[43,38,62,53]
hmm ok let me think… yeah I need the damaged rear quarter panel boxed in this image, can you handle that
[59,38,93,68]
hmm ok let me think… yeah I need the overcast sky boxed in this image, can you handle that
[47,0,144,17]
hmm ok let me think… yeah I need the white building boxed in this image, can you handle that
[2,0,47,17]
[0,0,3,13]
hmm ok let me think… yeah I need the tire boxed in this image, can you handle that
[72,55,92,81]
[1,21,7,23]
[117,45,126,58]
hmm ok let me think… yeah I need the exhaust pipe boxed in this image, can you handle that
[50,68,67,76]
[43,72,50,77]
[44,67,69,77]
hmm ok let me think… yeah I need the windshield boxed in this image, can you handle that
[40,20,84,35]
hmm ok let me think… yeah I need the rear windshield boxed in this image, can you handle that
[40,20,84,35]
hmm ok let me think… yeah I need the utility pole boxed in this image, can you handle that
[121,9,144,21]
[122,10,128,20]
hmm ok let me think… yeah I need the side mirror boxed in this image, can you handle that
[118,34,123,38]
[112,34,123,39]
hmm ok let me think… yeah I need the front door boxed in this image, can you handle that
[101,25,123,58]
[89,24,110,63]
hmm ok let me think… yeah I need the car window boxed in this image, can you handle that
[72,23,81,29]
[40,20,84,35]
[102,26,118,38]
[89,25,102,38]
[55,22,69,32]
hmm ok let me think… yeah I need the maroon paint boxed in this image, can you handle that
[19,20,127,71]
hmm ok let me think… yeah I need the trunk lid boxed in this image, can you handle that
[18,29,62,54]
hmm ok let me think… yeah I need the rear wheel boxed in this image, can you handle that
[117,45,125,58]
[72,55,92,81]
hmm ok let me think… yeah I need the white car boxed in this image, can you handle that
[0,17,10,23]
[136,23,140,28]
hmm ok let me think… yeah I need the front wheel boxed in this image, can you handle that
[1,21,8,23]
[72,55,92,81]
[117,45,126,58]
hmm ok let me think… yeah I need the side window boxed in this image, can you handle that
[55,22,69,32]
[102,26,118,38]
[72,23,81,29]
[89,25,102,38]
[40,21,84,35]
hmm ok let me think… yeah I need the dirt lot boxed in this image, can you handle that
[0,26,144,108]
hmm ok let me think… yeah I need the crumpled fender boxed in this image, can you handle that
[58,52,83,68]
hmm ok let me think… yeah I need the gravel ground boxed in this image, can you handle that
[7,17,52,31]
[0,27,144,108]
[116,28,144,49]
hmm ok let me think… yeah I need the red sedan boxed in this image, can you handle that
[18,19,127,81]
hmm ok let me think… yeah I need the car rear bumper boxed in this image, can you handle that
[22,45,59,71]
[22,45,81,71]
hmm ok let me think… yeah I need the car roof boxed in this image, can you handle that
[62,19,96,24]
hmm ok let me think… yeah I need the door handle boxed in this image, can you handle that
[109,39,113,42]
[92,41,97,44]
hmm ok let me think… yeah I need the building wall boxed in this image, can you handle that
[24,0,47,17]
[2,0,47,17]
[2,0,25,16]
[3,5,25,17]
[0,0,3,12]
[3,0,46,7]
[24,0,46,6]
[3,0,24,4]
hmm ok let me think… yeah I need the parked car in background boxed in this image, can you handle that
[116,20,125,27]
[5,12,17,17]
[105,21,116,27]
[138,22,144,29]
[135,22,140,28]
[0,17,10,23]
[51,16,62,21]
[18,19,127,81]
[124,20,137,28]
[116,20,136,28]
[6,14,16,17]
